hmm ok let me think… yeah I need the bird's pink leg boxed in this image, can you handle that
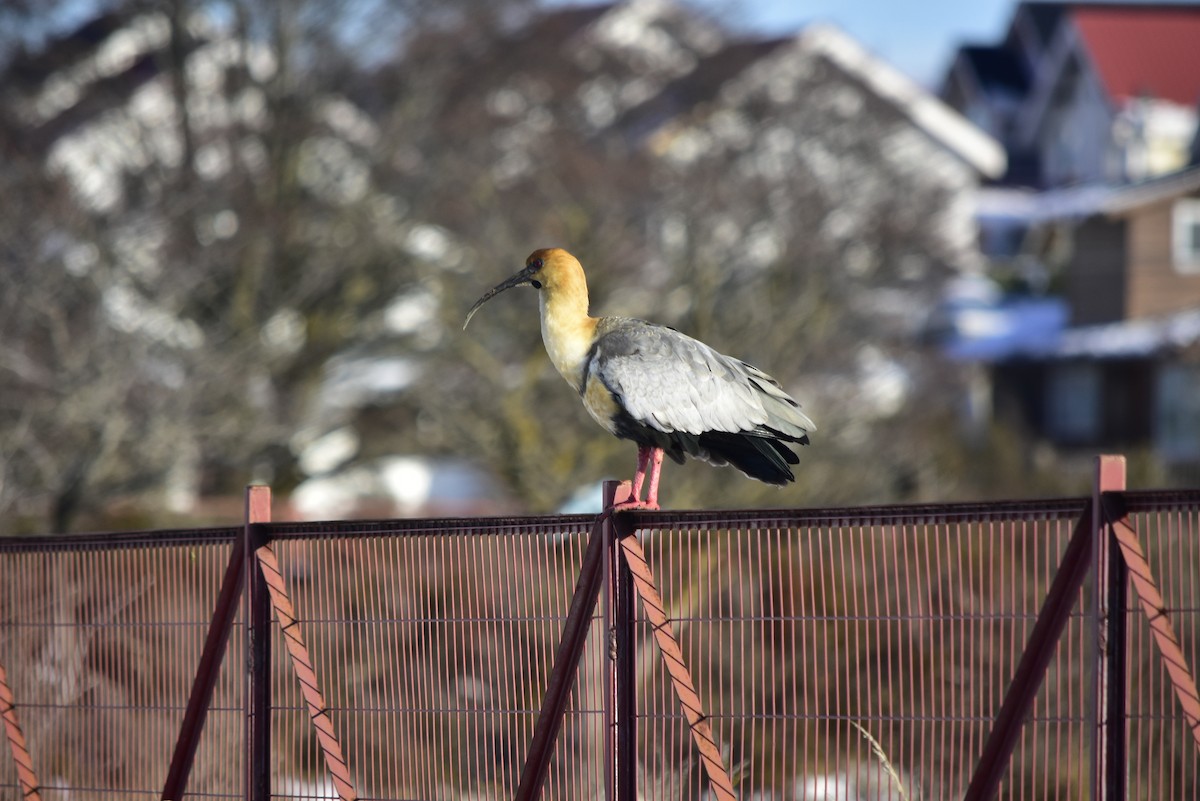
[614,445,661,511]
[644,448,664,508]
[633,443,652,501]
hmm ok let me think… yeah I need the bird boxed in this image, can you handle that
[464,247,814,509]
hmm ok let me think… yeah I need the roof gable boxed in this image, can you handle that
[618,37,789,136]
[623,22,1004,177]
[1072,6,1200,106]
[1021,3,1070,50]
[800,25,1005,177]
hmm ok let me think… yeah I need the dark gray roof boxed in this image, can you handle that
[619,36,790,137]
[519,3,613,43]
[1021,2,1069,48]
[961,45,1030,94]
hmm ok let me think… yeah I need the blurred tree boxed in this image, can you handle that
[0,134,194,531]
[0,0,1070,529]
[0,0,516,528]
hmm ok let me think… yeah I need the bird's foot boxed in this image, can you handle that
[617,446,664,512]
[611,498,659,512]
[607,479,658,512]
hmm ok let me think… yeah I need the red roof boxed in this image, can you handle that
[1072,6,1200,106]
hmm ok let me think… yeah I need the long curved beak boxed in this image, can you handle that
[463,269,536,330]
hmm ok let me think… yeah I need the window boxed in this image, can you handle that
[1046,362,1101,443]
[1156,364,1200,462]
[1172,198,1200,273]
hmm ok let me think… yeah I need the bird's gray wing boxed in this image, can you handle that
[589,319,814,438]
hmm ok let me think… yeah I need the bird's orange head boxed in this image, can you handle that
[464,247,588,329]
[521,248,586,292]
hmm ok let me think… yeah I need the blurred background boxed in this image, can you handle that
[2,0,1200,531]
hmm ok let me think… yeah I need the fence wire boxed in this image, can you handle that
[0,530,245,799]
[0,494,1196,800]
[1122,494,1200,801]
[630,506,1091,800]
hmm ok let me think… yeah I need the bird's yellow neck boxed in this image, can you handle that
[538,268,597,392]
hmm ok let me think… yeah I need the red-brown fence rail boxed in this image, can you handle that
[0,467,1197,799]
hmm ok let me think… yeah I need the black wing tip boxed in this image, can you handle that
[752,458,796,485]
[757,425,811,447]
[697,431,801,485]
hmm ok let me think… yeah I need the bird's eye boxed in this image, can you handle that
[529,258,544,271]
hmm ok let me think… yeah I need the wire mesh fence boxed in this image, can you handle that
[262,518,605,800]
[0,529,245,798]
[1121,493,1200,801]
[0,490,1196,800]
[629,503,1095,800]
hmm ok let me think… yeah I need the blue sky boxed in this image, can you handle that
[699,0,1015,87]
[33,0,1016,89]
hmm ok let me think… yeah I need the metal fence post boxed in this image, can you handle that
[244,486,272,801]
[614,511,637,801]
[1091,456,1127,801]
[602,483,614,801]
[602,481,637,801]
[615,533,737,800]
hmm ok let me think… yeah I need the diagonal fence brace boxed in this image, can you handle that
[0,662,42,801]
[517,484,737,800]
[162,487,359,800]
[163,530,246,800]
[516,505,609,800]
[617,532,738,801]
[964,501,1094,801]
[253,541,359,801]
[1102,495,1200,751]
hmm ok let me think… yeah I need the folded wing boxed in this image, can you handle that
[588,318,813,484]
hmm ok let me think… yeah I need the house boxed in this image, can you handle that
[942,1,1200,190]
[946,165,1200,462]
[1051,166,1200,324]
[622,21,1005,278]
[936,3,1200,470]
[1010,167,1200,458]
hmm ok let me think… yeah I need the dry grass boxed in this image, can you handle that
[850,721,910,801]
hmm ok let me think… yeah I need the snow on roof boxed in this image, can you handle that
[973,182,1119,222]
[942,296,1069,361]
[975,164,1200,223]
[624,19,1004,179]
[950,303,1200,362]
[1102,164,1200,215]
[1039,308,1200,360]
[800,24,1006,179]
